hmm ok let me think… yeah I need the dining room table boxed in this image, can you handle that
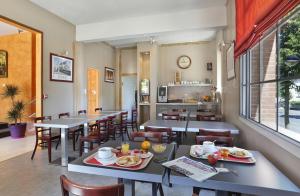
[140,119,239,135]
[168,145,300,196]
[33,111,122,166]
[68,140,176,196]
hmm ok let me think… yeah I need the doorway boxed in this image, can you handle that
[0,16,42,127]
[122,74,137,119]
[87,68,100,114]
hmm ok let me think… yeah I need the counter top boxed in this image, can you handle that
[156,102,218,105]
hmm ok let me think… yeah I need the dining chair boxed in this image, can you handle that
[79,119,108,156]
[31,116,61,163]
[59,112,84,151]
[95,107,102,112]
[115,111,129,141]
[130,131,163,143]
[107,115,117,140]
[127,109,138,132]
[199,129,231,137]
[162,113,180,120]
[60,175,124,196]
[195,135,233,147]
[144,126,172,143]
[78,110,86,115]
[196,114,222,121]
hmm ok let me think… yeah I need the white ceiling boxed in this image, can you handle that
[30,0,227,25]
[0,22,20,36]
[106,29,217,48]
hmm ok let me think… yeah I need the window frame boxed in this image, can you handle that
[239,7,300,143]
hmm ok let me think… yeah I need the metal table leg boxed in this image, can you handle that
[83,123,89,153]
[152,183,158,196]
[123,179,135,196]
[61,128,68,166]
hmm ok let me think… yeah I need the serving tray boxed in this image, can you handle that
[83,151,154,171]
[190,145,256,164]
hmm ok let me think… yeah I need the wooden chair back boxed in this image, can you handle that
[60,175,124,196]
[162,113,180,121]
[199,129,231,137]
[120,112,128,126]
[130,131,163,143]
[131,109,137,123]
[196,136,233,147]
[59,112,70,119]
[144,126,172,143]
[78,110,86,115]
[95,107,102,112]
[196,114,221,121]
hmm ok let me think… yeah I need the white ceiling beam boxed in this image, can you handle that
[76,6,227,42]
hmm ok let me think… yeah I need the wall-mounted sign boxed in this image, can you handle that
[177,55,191,69]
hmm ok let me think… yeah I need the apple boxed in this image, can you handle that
[207,154,218,165]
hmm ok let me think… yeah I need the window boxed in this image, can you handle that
[240,8,300,143]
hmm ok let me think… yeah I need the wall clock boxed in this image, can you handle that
[177,55,191,69]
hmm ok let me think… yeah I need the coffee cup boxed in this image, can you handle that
[203,141,217,154]
[97,147,113,159]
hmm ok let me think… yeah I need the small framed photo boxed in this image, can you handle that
[207,62,212,71]
[104,67,115,83]
[50,53,74,82]
[0,50,8,78]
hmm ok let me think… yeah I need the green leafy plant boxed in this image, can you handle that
[2,84,25,124]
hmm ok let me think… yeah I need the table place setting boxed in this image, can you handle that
[189,141,256,164]
[83,141,159,170]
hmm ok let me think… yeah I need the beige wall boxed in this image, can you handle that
[0,32,34,122]
[159,42,217,85]
[121,48,137,74]
[0,0,75,117]
[223,0,300,186]
[74,42,116,111]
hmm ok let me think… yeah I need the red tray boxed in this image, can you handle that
[190,146,256,164]
[83,151,153,171]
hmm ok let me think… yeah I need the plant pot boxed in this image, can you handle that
[9,123,27,139]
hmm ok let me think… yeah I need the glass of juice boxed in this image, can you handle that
[121,142,130,154]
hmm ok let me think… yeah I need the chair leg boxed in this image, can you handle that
[47,140,52,163]
[31,139,38,160]
[55,138,60,150]
[79,140,83,156]
[158,184,164,196]
[72,134,76,151]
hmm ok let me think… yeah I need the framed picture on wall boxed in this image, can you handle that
[0,50,8,78]
[207,62,212,71]
[226,43,235,80]
[104,67,115,83]
[50,53,74,82]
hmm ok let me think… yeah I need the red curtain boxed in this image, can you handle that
[235,0,300,58]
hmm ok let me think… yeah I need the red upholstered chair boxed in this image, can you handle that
[127,109,138,132]
[162,113,180,120]
[59,112,84,151]
[31,116,61,163]
[79,119,108,156]
[115,112,129,141]
[60,175,124,196]
[144,126,172,143]
[129,131,163,143]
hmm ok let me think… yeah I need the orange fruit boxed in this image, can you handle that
[141,140,151,151]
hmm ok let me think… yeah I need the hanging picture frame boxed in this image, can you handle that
[104,67,115,83]
[226,43,235,80]
[0,50,8,78]
[50,53,74,82]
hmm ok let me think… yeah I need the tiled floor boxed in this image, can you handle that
[0,134,206,196]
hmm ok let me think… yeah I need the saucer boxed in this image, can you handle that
[96,153,117,166]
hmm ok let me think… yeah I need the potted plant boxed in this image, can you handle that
[2,84,26,138]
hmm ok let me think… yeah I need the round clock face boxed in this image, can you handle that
[177,55,191,69]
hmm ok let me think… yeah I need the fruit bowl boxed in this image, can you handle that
[152,143,167,154]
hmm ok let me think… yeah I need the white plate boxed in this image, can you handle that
[140,152,152,159]
[229,147,252,158]
[115,155,142,167]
